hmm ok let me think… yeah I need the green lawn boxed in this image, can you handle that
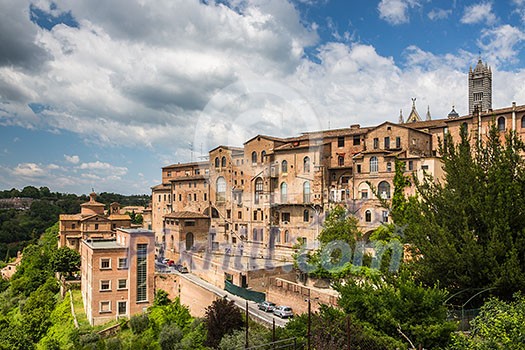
[70,289,119,332]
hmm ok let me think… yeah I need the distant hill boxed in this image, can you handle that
[0,186,150,262]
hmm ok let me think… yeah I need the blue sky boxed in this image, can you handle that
[2,0,525,195]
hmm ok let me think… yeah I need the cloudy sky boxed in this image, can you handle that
[2,0,525,195]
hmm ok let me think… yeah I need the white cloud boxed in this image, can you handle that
[78,161,128,176]
[428,8,452,21]
[47,163,61,170]
[478,25,525,65]
[378,0,420,25]
[64,154,80,164]
[12,163,45,177]
[461,2,497,25]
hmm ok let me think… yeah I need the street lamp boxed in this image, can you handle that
[305,295,319,350]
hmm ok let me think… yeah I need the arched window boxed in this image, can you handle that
[378,181,391,199]
[365,210,372,222]
[303,156,310,172]
[185,232,194,251]
[284,230,290,243]
[254,178,263,204]
[280,182,288,203]
[261,150,266,163]
[498,116,506,131]
[281,160,288,173]
[338,155,344,166]
[462,122,468,133]
[253,228,258,241]
[521,116,525,128]
[216,177,226,201]
[251,151,257,164]
[221,156,226,167]
[370,156,378,173]
[303,209,309,222]
[214,157,219,168]
[303,181,311,203]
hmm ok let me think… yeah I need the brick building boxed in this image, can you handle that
[80,228,155,325]
[58,192,132,251]
[151,58,525,261]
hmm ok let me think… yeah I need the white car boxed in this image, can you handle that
[273,306,293,318]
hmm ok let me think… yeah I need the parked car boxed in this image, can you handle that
[162,258,169,264]
[258,301,276,312]
[167,260,175,266]
[177,265,189,273]
[273,306,293,318]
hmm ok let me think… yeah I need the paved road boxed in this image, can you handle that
[156,263,290,327]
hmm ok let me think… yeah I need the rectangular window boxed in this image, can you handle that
[353,135,360,146]
[72,223,76,229]
[386,162,392,172]
[195,168,200,175]
[227,210,231,219]
[382,211,389,223]
[136,244,148,302]
[373,138,379,149]
[193,193,197,201]
[100,280,111,291]
[474,92,483,101]
[118,258,128,269]
[178,194,182,201]
[337,136,345,147]
[281,212,290,223]
[118,279,127,290]
[384,137,390,149]
[408,160,414,171]
[187,194,191,201]
[361,190,368,199]
[253,211,258,221]
[422,165,429,171]
[238,211,242,219]
[100,258,111,269]
[185,221,195,226]
[94,223,99,230]
[100,301,111,313]
[356,164,361,173]
[396,137,401,148]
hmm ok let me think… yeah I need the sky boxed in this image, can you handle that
[2,0,525,195]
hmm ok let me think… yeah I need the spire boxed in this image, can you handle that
[426,105,431,121]
[398,109,404,124]
[405,98,422,123]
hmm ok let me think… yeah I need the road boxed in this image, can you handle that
[156,263,290,327]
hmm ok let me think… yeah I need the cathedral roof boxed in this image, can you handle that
[405,98,422,123]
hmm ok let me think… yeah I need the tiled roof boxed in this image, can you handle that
[164,211,209,219]
[60,214,82,220]
[151,183,171,190]
[163,161,208,170]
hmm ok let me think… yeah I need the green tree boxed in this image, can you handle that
[403,124,525,301]
[204,298,243,348]
[336,269,456,349]
[50,246,80,277]
[448,293,525,349]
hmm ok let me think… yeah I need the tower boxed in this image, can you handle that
[468,58,492,115]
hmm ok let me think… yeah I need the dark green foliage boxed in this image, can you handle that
[336,269,456,349]
[127,211,144,225]
[449,293,525,349]
[50,246,81,277]
[158,323,183,350]
[317,205,361,247]
[153,289,171,307]
[204,297,243,348]
[130,313,150,335]
[404,124,525,301]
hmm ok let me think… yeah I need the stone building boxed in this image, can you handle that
[58,192,132,251]
[80,228,155,325]
[151,58,525,262]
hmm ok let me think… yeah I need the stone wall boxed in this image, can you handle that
[266,277,339,315]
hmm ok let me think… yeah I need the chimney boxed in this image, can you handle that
[350,124,360,129]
